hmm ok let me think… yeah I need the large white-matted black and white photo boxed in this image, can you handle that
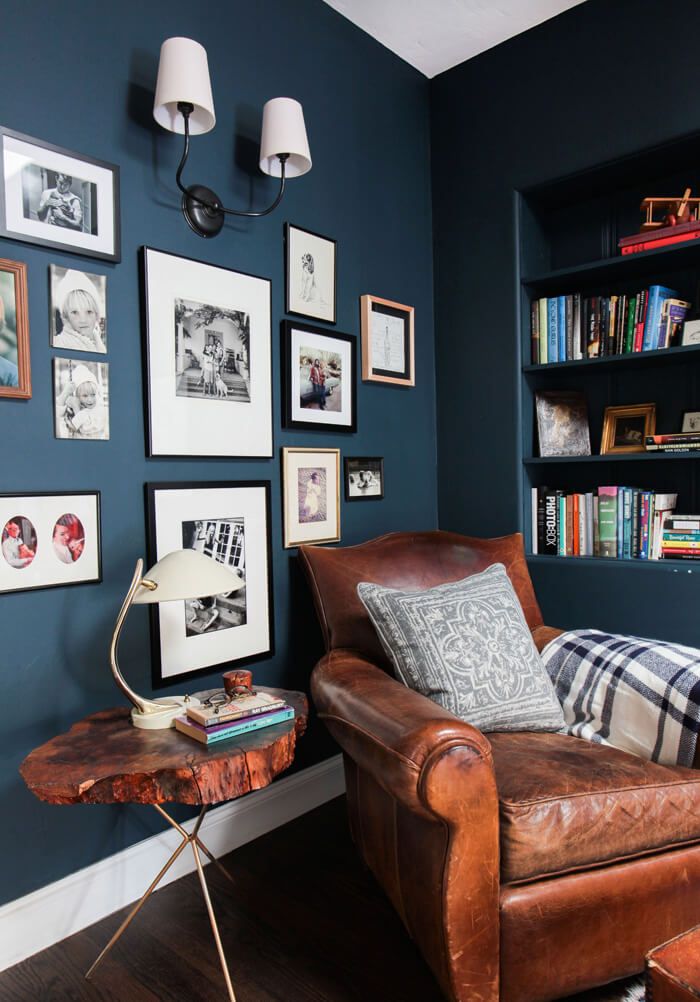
[143,248,272,457]
[285,223,336,324]
[53,357,110,441]
[0,127,120,261]
[50,265,107,353]
[146,481,273,687]
[344,457,384,501]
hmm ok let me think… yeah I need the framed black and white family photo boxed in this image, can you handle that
[282,319,356,432]
[146,481,274,687]
[0,491,101,594]
[0,257,30,399]
[49,265,107,353]
[0,127,120,262]
[143,248,273,458]
[282,448,340,549]
[344,457,384,501]
[285,222,336,324]
[360,294,414,386]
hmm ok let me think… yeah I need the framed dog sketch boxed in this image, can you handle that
[285,223,336,324]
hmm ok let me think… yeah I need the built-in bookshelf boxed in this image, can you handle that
[518,131,700,573]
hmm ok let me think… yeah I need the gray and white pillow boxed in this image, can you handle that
[357,563,564,733]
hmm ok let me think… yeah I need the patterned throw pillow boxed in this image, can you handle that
[357,563,565,733]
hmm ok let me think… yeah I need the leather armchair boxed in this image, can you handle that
[299,531,700,1002]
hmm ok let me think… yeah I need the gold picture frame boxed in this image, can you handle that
[360,294,414,386]
[600,403,656,454]
[282,447,340,549]
[0,257,30,399]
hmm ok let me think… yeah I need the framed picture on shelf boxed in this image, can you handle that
[282,319,356,432]
[53,357,110,440]
[146,481,274,688]
[0,257,30,399]
[0,491,101,594]
[285,222,336,324]
[681,410,700,433]
[142,247,272,457]
[535,391,591,457]
[344,456,384,501]
[0,127,120,262]
[681,319,700,347]
[49,264,107,353]
[282,447,340,549]
[360,295,414,386]
[601,403,656,454]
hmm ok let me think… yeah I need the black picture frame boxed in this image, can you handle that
[282,319,357,433]
[0,126,120,262]
[285,222,337,325]
[145,480,274,690]
[344,457,384,502]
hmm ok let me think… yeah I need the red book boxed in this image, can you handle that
[572,494,580,556]
[621,230,700,255]
[634,290,648,352]
[619,218,700,250]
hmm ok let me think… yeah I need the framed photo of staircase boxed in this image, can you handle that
[145,481,274,687]
[142,247,272,457]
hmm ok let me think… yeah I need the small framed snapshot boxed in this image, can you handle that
[49,265,106,353]
[143,247,272,458]
[282,447,340,549]
[360,294,415,386]
[285,222,336,324]
[0,257,30,399]
[682,319,700,347]
[282,319,356,432]
[681,411,700,433]
[601,403,656,454]
[0,127,120,262]
[146,481,274,688]
[53,357,109,440]
[535,391,591,457]
[0,491,101,594]
[344,457,384,501]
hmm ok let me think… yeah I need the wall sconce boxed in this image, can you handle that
[153,37,312,237]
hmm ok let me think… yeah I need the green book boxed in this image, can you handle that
[623,296,636,353]
[598,486,618,558]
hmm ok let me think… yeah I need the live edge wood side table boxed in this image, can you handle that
[20,687,308,1002]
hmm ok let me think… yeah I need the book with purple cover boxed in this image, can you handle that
[175,706,295,745]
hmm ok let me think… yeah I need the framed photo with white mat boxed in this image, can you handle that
[282,447,340,549]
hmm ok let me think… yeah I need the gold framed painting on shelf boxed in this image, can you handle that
[601,403,656,454]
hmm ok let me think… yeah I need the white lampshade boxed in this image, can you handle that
[259,97,312,178]
[133,549,243,604]
[153,37,216,136]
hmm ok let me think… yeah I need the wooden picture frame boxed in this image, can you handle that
[285,222,337,325]
[0,258,30,399]
[282,447,340,549]
[344,457,384,501]
[281,319,356,433]
[601,403,656,454]
[360,294,414,386]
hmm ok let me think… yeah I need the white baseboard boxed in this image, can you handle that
[1,753,344,972]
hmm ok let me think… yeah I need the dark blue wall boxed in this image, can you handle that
[431,0,700,646]
[1,0,436,903]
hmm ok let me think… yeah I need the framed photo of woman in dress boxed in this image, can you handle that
[282,448,340,549]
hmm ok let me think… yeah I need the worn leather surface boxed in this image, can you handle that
[647,925,700,1001]
[490,730,700,883]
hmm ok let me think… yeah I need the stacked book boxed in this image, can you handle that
[532,486,677,560]
[530,287,690,364]
[645,433,700,453]
[174,691,294,745]
[661,514,700,560]
[618,219,700,256]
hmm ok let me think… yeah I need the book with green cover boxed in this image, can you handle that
[598,486,618,558]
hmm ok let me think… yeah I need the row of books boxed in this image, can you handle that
[530,286,690,365]
[646,433,700,453]
[531,486,677,559]
[661,514,700,560]
[174,690,294,745]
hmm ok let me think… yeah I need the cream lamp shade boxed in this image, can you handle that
[133,548,243,604]
[153,36,216,135]
[259,97,312,178]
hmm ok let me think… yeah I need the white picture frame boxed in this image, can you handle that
[282,447,340,549]
[282,319,356,432]
[285,222,336,324]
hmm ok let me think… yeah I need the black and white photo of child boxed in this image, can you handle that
[50,266,107,353]
[345,457,384,500]
[53,358,109,440]
[181,517,247,636]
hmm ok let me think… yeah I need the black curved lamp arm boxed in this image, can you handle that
[175,101,287,219]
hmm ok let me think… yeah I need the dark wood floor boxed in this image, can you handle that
[0,796,637,1002]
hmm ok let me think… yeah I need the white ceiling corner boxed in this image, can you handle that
[322,0,588,78]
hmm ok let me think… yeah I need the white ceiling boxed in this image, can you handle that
[322,0,587,78]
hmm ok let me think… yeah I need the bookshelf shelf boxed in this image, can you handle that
[522,342,700,374]
[526,554,700,574]
[524,453,700,465]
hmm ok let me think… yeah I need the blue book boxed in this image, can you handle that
[557,296,566,361]
[642,286,676,351]
[174,706,295,744]
[547,298,558,363]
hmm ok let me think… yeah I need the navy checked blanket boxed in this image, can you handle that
[540,629,700,766]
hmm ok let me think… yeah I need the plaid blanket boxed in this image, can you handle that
[540,629,700,766]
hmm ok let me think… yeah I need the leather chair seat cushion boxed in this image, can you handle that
[490,731,700,884]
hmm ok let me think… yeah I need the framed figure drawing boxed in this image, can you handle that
[0,491,101,594]
[0,127,120,262]
[142,247,272,457]
[146,481,274,688]
[282,319,356,432]
[49,265,107,353]
[285,223,336,324]
[360,294,414,386]
[282,448,340,549]
[0,257,30,399]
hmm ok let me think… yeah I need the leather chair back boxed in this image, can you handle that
[298,530,543,667]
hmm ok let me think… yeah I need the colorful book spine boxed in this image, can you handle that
[642,285,676,351]
[548,298,558,364]
[598,487,618,558]
[539,298,548,365]
[557,296,566,362]
[175,706,294,745]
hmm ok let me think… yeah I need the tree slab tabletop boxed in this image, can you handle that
[20,688,308,806]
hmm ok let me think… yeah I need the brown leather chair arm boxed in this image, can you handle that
[311,648,495,816]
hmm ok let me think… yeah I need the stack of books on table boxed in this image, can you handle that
[174,691,294,745]
[661,515,700,560]
[645,433,700,453]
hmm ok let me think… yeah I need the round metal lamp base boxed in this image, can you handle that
[182,185,224,238]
